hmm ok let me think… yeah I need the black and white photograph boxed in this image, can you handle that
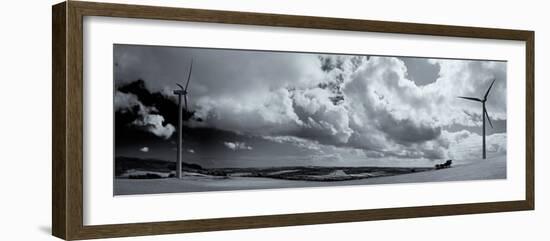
[113,44,507,195]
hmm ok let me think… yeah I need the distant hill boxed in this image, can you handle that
[115,156,202,176]
[115,156,434,181]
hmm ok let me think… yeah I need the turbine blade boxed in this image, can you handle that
[184,59,194,91]
[176,83,184,90]
[485,109,493,128]
[484,78,496,101]
[184,94,188,111]
[458,96,482,102]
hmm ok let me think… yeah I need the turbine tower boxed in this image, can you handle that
[458,78,496,159]
[173,59,193,179]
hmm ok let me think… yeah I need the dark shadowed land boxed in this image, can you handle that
[114,155,505,195]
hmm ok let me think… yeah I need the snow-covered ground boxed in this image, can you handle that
[114,155,506,195]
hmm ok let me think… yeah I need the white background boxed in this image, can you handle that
[84,15,525,225]
[0,0,547,240]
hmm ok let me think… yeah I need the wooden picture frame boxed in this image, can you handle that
[52,1,534,240]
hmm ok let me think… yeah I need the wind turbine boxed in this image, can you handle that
[458,78,496,159]
[173,59,193,179]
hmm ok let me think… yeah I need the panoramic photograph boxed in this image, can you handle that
[113,44,507,195]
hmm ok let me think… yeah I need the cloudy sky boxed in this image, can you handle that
[113,44,507,168]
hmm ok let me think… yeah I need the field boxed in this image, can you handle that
[114,155,505,195]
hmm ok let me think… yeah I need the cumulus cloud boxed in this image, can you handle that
[114,91,145,112]
[442,130,507,161]
[224,141,253,151]
[292,87,353,144]
[263,136,322,151]
[131,114,175,140]
[114,45,507,162]
[139,147,149,152]
[194,88,303,135]
[114,90,175,139]
[339,56,505,159]
[427,59,507,123]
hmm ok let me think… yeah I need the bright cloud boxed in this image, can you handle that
[224,141,253,151]
[131,114,175,140]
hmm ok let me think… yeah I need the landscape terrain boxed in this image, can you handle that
[114,155,506,195]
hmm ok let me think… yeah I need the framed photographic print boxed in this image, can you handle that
[52,1,534,240]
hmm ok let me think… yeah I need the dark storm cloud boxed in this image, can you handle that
[114,44,323,93]
[114,44,192,89]
[378,113,442,145]
[114,90,175,139]
[114,44,507,164]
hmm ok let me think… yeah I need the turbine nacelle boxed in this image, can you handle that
[458,78,496,128]
[173,89,187,95]
[457,96,482,102]
[458,78,496,103]
[173,59,194,110]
